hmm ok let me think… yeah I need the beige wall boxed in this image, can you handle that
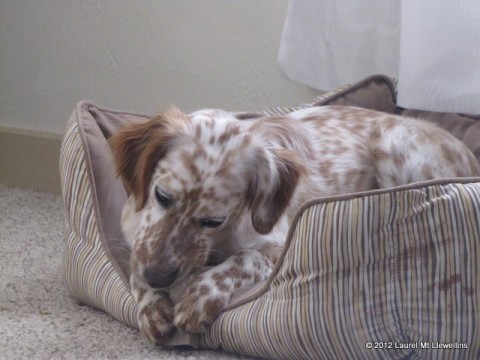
[0,0,319,135]
[0,127,62,193]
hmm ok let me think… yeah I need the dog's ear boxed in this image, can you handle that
[109,108,183,210]
[246,148,304,234]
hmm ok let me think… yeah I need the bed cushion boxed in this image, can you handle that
[60,74,480,358]
[204,179,480,359]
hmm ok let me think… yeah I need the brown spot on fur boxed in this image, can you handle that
[142,225,155,242]
[334,145,350,155]
[206,155,215,165]
[203,298,225,321]
[195,124,202,138]
[211,273,230,292]
[302,114,330,125]
[141,291,173,323]
[135,241,149,264]
[211,272,224,283]
[198,285,210,296]
[240,135,252,149]
[356,123,366,132]
[217,281,231,293]
[422,165,434,179]
[370,127,382,141]
[215,164,232,178]
[192,145,207,160]
[234,255,245,267]
[344,169,372,191]
[214,149,238,178]
[218,125,240,144]
[372,148,389,162]
[440,144,457,164]
[254,274,265,282]
[187,284,198,295]
[384,118,397,131]
[393,152,407,167]
[181,153,201,181]
[318,160,333,175]
[219,264,251,282]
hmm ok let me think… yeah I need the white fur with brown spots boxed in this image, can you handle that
[110,105,479,344]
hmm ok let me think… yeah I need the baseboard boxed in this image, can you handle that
[0,126,62,194]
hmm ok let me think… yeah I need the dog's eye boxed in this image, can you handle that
[155,187,173,209]
[199,217,226,228]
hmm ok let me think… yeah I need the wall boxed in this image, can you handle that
[0,0,319,135]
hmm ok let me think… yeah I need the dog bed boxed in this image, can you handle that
[60,75,480,359]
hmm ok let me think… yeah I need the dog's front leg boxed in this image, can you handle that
[130,275,175,344]
[173,248,275,333]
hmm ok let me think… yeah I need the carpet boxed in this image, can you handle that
[0,185,256,360]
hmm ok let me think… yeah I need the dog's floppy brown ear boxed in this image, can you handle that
[109,109,182,210]
[246,148,304,234]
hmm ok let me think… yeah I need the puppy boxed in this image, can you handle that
[110,105,479,344]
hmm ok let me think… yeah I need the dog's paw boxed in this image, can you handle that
[173,250,274,333]
[137,289,175,345]
[173,281,229,334]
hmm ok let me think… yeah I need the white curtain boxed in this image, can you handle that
[279,0,480,114]
[397,0,480,113]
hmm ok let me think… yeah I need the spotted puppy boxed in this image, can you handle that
[110,106,479,344]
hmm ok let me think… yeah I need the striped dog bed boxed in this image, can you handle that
[60,75,480,359]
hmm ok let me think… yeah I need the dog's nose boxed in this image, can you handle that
[143,266,179,288]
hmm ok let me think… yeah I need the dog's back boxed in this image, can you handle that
[254,106,479,211]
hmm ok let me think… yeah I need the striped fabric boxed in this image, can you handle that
[202,181,480,359]
[60,111,138,328]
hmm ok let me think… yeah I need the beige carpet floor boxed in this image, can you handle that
[0,185,257,360]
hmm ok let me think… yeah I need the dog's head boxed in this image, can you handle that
[110,108,302,288]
